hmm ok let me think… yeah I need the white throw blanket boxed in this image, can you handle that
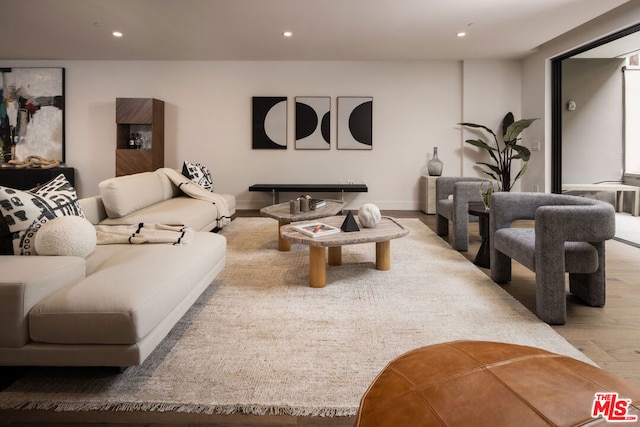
[95,223,194,245]
[160,168,231,229]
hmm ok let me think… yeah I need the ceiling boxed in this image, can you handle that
[0,0,633,61]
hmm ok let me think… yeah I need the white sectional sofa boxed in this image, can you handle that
[0,169,236,368]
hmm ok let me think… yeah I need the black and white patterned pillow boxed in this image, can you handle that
[0,174,85,255]
[182,161,214,192]
[0,215,11,255]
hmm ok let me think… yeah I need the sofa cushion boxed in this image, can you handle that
[98,194,236,231]
[78,195,108,225]
[99,171,176,219]
[28,231,226,345]
[0,256,86,347]
[98,196,217,231]
[0,174,85,255]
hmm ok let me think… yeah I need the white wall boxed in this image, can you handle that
[461,60,523,186]
[0,59,523,209]
[623,68,640,175]
[522,1,640,192]
[562,58,625,184]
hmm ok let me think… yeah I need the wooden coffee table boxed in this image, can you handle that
[260,199,345,251]
[280,216,409,288]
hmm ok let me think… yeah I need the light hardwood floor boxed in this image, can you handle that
[2,210,639,426]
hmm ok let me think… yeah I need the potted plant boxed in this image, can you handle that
[458,112,538,192]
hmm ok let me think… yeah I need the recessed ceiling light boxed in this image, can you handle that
[457,32,466,38]
[112,31,123,38]
[282,31,293,38]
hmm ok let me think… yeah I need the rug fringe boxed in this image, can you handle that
[0,400,357,417]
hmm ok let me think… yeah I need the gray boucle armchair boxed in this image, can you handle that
[436,177,489,251]
[490,192,616,325]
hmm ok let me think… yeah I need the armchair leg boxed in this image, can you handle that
[569,271,606,307]
[569,243,606,307]
[436,214,449,237]
[490,251,512,284]
[451,220,469,252]
[535,274,567,325]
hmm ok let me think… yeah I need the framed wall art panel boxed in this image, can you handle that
[295,96,330,150]
[337,96,372,150]
[0,67,65,162]
[252,96,287,149]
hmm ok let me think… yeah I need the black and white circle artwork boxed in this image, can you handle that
[296,96,331,150]
[252,96,287,149]
[337,96,372,150]
[295,97,330,150]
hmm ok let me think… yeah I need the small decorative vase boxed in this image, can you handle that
[479,182,496,211]
[427,147,443,176]
[299,197,309,212]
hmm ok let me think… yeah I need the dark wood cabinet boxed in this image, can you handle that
[115,98,164,176]
[0,167,75,190]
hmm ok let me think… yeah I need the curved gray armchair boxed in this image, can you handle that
[490,192,616,325]
[435,177,489,251]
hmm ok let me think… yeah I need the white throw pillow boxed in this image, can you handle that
[35,215,97,258]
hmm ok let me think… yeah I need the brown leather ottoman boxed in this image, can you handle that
[356,341,640,426]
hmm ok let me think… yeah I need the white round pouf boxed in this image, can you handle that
[34,216,97,257]
[358,203,381,228]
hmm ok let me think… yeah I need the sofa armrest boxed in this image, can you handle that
[535,203,616,245]
[452,181,485,209]
[79,196,108,225]
[436,177,489,202]
[0,256,86,348]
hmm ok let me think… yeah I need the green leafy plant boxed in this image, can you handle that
[479,181,496,211]
[458,112,538,192]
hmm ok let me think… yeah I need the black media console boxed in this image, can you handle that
[248,183,368,204]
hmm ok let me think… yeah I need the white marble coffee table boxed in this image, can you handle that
[280,216,409,288]
[260,199,345,251]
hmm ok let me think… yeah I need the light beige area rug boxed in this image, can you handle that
[0,217,591,417]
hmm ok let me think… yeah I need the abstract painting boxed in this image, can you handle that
[295,96,330,150]
[337,96,372,150]
[252,96,287,149]
[0,67,65,162]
